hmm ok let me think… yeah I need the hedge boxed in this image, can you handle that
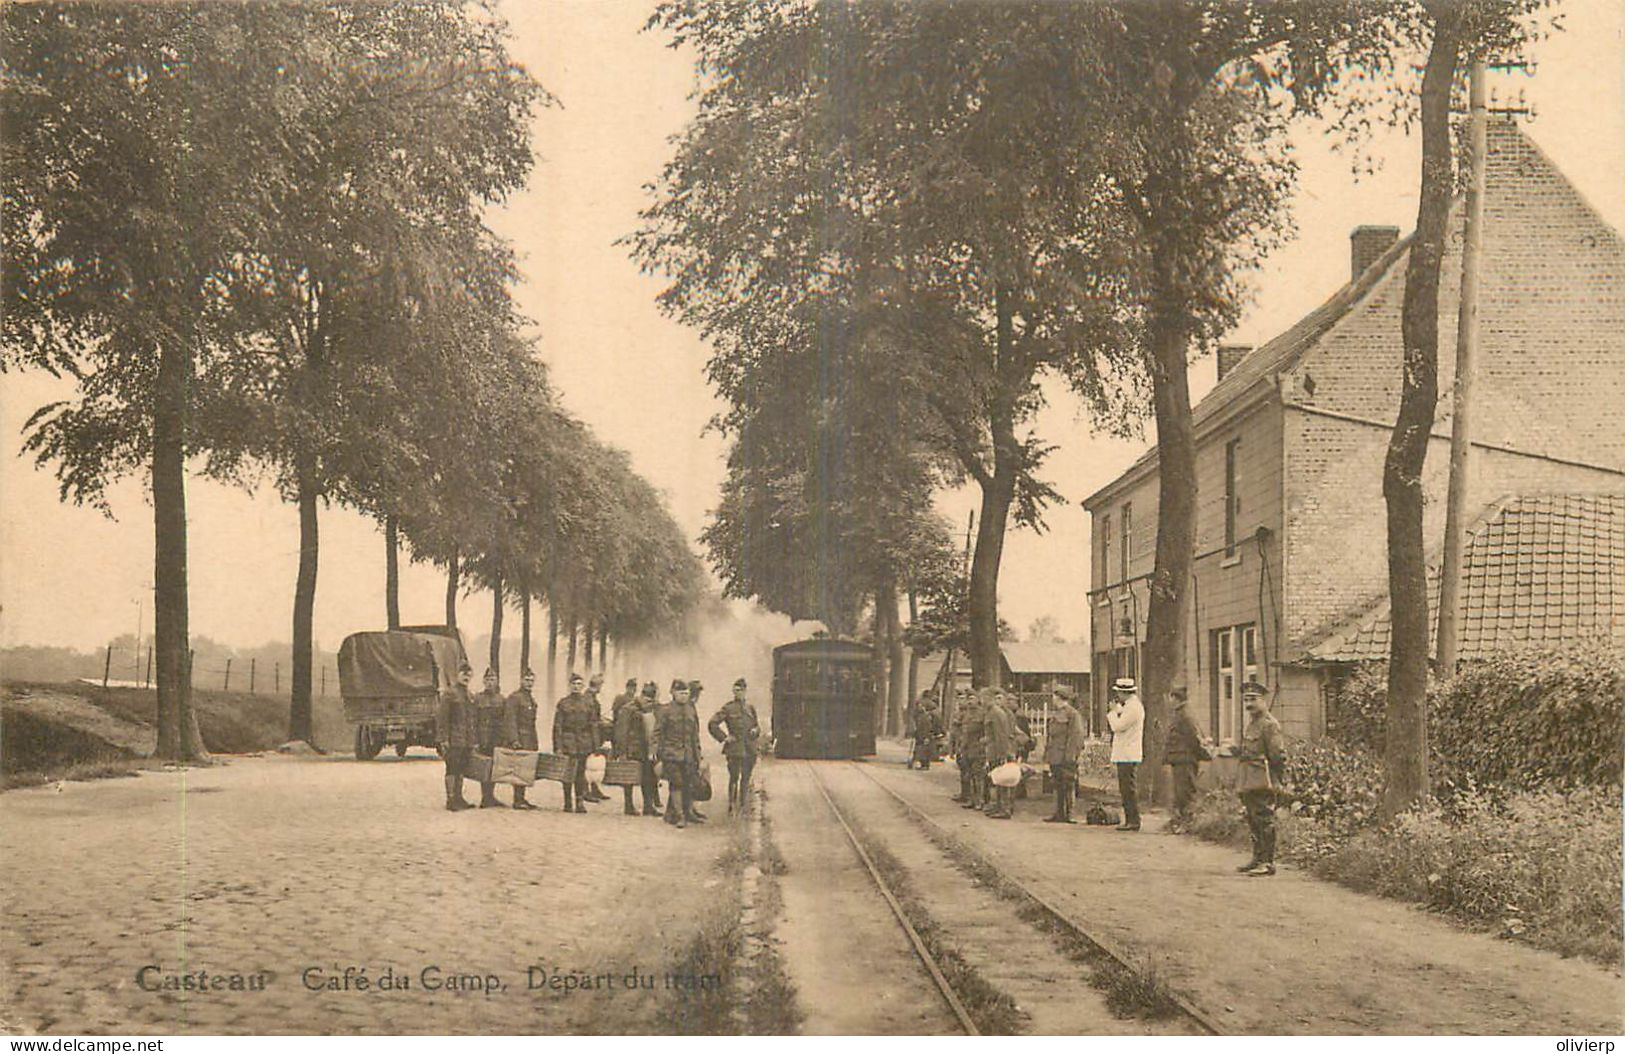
[1326,638,1623,791]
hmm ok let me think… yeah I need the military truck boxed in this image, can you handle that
[337,626,467,759]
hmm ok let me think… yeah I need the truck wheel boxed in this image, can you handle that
[354,726,383,761]
[394,742,409,758]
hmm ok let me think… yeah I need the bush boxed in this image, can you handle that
[1325,640,1623,791]
[1316,784,1622,964]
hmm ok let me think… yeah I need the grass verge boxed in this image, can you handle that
[741,788,802,1035]
[1182,783,1622,965]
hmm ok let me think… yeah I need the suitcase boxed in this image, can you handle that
[603,758,643,786]
[535,752,573,783]
[466,753,492,784]
[491,747,538,787]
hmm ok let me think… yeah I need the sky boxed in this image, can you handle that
[2,0,1622,657]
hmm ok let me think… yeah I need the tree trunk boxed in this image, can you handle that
[906,588,920,704]
[519,582,532,674]
[1383,14,1458,817]
[598,626,609,674]
[567,617,579,675]
[584,612,595,668]
[289,456,319,745]
[888,592,907,737]
[967,287,1020,689]
[1137,263,1199,802]
[152,337,208,762]
[445,548,460,629]
[489,574,504,679]
[546,603,558,700]
[384,515,401,630]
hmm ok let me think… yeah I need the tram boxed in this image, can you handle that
[770,638,878,759]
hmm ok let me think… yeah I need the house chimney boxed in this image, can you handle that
[1216,343,1253,383]
[1350,225,1400,280]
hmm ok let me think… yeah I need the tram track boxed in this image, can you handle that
[845,760,1224,1036]
[803,761,982,1034]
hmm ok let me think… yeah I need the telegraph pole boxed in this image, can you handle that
[1436,60,1488,673]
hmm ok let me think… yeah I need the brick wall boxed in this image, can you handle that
[1280,122,1625,652]
[1283,411,1624,652]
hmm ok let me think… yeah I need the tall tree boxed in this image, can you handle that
[204,4,541,742]
[3,5,316,759]
[1380,0,1543,814]
[639,2,1143,690]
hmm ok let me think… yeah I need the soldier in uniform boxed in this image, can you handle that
[1237,679,1286,876]
[584,674,610,802]
[1043,683,1087,823]
[640,681,663,810]
[503,668,540,810]
[910,696,941,771]
[1165,686,1212,829]
[436,662,477,811]
[983,687,1019,819]
[707,676,761,814]
[473,668,507,808]
[655,678,703,828]
[610,677,639,737]
[553,672,596,813]
[614,680,660,816]
[948,689,971,801]
[957,688,987,811]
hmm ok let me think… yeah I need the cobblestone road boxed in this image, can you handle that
[1,754,731,1035]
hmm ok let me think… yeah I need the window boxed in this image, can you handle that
[1211,623,1259,744]
[1225,438,1242,556]
[1100,513,1113,585]
[1120,502,1133,580]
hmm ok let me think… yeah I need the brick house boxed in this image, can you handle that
[1083,120,1625,743]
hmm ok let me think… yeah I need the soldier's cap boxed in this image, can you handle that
[1052,683,1075,700]
[568,673,584,685]
[626,677,639,687]
[671,678,690,693]
[1111,677,1137,693]
[642,682,659,697]
[733,677,747,689]
[483,667,497,679]
[589,674,604,686]
[522,668,536,680]
[688,679,703,691]
[1242,679,1268,698]
[458,662,473,673]
[1170,685,1189,704]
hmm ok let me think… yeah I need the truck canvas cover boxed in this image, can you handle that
[338,631,463,699]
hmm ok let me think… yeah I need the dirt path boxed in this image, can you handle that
[759,760,959,1035]
[863,746,1623,1036]
[813,761,1198,1036]
[0,753,731,1034]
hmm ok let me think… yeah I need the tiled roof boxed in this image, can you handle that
[1001,641,1092,674]
[1305,493,1625,662]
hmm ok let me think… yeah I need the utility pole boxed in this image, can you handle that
[1437,60,1488,673]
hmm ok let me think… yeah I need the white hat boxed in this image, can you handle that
[1112,677,1137,692]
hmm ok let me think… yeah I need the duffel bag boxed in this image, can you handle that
[584,752,608,784]
[491,747,538,787]
[603,758,643,786]
[691,759,714,802]
[990,760,1022,788]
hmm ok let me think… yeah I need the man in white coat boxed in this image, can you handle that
[1106,677,1144,831]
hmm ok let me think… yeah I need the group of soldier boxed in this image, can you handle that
[434,664,763,831]
[910,682,1087,823]
[906,677,1286,874]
